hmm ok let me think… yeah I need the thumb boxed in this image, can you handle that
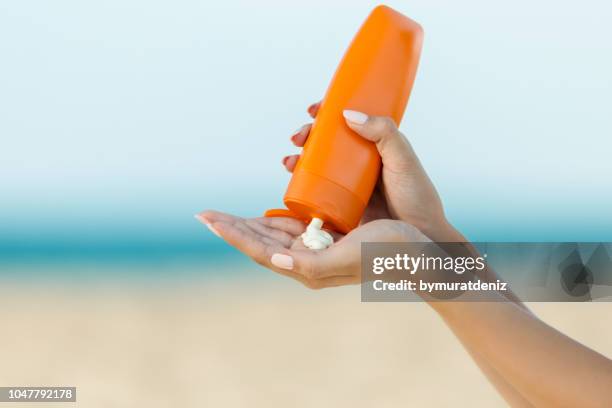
[342,109,420,174]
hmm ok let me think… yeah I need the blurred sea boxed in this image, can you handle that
[0,234,249,282]
[2,215,612,283]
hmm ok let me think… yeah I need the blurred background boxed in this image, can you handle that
[1,0,611,406]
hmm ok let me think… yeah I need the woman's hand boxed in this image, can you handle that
[197,102,449,288]
[199,103,612,408]
[196,210,427,289]
[285,102,451,240]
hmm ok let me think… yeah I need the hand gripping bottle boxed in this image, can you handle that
[265,5,423,245]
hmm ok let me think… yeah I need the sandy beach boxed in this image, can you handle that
[0,265,611,407]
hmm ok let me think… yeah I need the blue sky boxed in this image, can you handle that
[1,0,611,245]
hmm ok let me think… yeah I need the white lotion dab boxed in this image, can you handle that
[301,218,334,250]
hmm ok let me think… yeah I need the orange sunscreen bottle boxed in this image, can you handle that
[265,5,423,236]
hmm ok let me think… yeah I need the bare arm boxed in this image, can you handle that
[433,298,612,407]
[432,224,612,408]
[431,223,536,407]
[202,105,612,407]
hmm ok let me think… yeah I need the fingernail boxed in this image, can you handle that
[206,223,221,237]
[271,253,294,270]
[194,214,221,237]
[343,109,368,125]
[194,214,208,224]
[292,125,304,137]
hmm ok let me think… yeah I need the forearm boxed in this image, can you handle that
[426,220,534,406]
[452,334,535,407]
[434,300,612,407]
[429,221,612,407]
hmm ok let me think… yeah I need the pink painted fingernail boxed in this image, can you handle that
[271,253,294,270]
[343,109,368,125]
[291,125,306,143]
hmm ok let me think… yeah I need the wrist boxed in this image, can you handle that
[417,217,465,243]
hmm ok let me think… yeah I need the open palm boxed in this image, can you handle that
[197,210,423,289]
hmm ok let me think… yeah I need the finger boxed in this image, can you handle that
[233,221,283,248]
[257,216,306,236]
[307,101,321,118]
[197,211,292,245]
[195,210,241,237]
[290,124,312,147]
[213,221,282,264]
[195,209,238,224]
[290,247,354,280]
[342,110,421,174]
[269,252,328,289]
[270,246,353,280]
[214,222,321,288]
[282,154,300,172]
[197,210,288,245]
[244,218,294,247]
